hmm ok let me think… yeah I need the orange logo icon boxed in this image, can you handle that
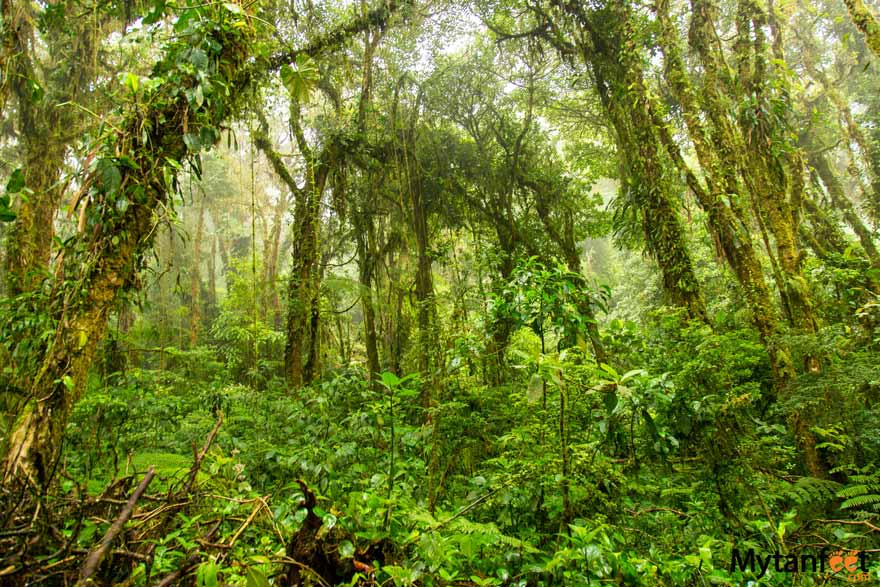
[828,550,871,583]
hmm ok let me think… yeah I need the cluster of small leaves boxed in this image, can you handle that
[0,169,24,222]
[492,256,609,342]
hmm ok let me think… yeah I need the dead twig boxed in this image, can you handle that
[811,518,880,533]
[153,553,201,587]
[226,497,265,548]
[72,548,151,562]
[182,414,223,496]
[626,507,691,519]
[76,466,155,585]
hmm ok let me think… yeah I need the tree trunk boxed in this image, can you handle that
[843,0,880,59]
[206,232,218,323]
[655,0,793,383]
[584,1,707,321]
[356,218,381,383]
[255,106,326,388]
[263,193,287,326]
[735,0,819,339]
[410,149,435,405]
[189,192,207,348]
[807,146,880,266]
[285,177,324,387]
[2,0,110,296]
[1,4,256,489]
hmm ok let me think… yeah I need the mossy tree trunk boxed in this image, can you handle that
[2,5,257,489]
[805,142,880,267]
[843,0,880,59]
[733,0,819,341]
[689,0,825,475]
[2,0,95,296]
[655,0,793,384]
[582,1,707,321]
[263,187,288,327]
[2,0,401,489]
[355,213,382,383]
[189,191,207,348]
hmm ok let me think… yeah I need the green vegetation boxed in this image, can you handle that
[1,0,880,584]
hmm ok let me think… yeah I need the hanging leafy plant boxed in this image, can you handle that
[0,169,25,222]
[280,54,320,102]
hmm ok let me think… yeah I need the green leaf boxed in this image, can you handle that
[380,371,400,388]
[197,561,219,587]
[6,169,25,193]
[123,72,139,93]
[199,126,217,148]
[193,84,204,108]
[188,48,209,71]
[184,133,202,152]
[526,373,543,404]
[619,369,645,383]
[599,363,619,380]
[280,55,318,101]
[143,0,167,24]
[246,568,269,587]
[174,9,199,32]
[29,79,43,102]
[97,159,122,193]
[339,540,355,558]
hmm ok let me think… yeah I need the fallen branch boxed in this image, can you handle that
[154,553,201,587]
[626,507,690,519]
[811,518,880,533]
[226,497,265,548]
[72,548,151,563]
[76,466,155,585]
[182,414,223,495]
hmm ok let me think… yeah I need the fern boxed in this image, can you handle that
[837,467,880,514]
[446,517,539,552]
[404,508,539,553]
[840,494,880,510]
[786,477,841,507]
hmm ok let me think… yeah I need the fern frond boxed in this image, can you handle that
[841,493,880,510]
[786,477,841,506]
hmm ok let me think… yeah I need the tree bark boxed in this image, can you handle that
[263,193,288,327]
[807,146,880,266]
[843,0,880,59]
[656,0,793,383]
[1,0,401,487]
[254,106,327,388]
[584,0,707,320]
[189,192,207,347]
[1,5,257,488]
[356,216,381,383]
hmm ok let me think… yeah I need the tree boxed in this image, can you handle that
[1,0,404,489]
[843,0,880,58]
